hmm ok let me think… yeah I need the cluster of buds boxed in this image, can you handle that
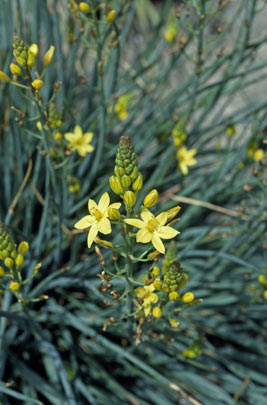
[109,136,143,208]
[0,33,55,95]
[0,222,29,293]
[163,261,188,292]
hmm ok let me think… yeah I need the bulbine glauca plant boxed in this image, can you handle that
[75,136,199,340]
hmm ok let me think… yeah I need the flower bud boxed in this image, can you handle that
[10,281,20,291]
[132,172,143,191]
[15,253,24,267]
[79,2,90,12]
[109,175,123,195]
[31,79,43,90]
[16,57,27,67]
[152,307,162,318]
[95,237,114,248]
[151,266,160,276]
[169,291,179,301]
[166,205,181,222]
[10,63,22,76]
[144,189,158,208]
[27,52,35,68]
[123,191,136,207]
[107,10,116,23]
[264,290,267,300]
[0,266,5,276]
[4,258,14,268]
[34,262,42,275]
[29,43,39,56]
[18,241,29,256]
[108,207,121,220]
[182,292,194,303]
[0,71,10,82]
[44,45,55,67]
[36,121,42,131]
[153,279,162,290]
[121,175,131,188]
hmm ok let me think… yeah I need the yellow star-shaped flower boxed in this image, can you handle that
[125,208,179,254]
[64,125,94,157]
[135,284,159,316]
[177,146,197,175]
[74,192,121,248]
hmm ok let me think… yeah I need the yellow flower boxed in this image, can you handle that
[125,208,179,254]
[74,192,121,248]
[64,125,94,157]
[177,146,197,175]
[135,284,159,316]
[10,281,20,291]
[254,149,265,162]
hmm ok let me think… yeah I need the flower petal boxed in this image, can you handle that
[151,234,165,254]
[98,217,111,234]
[144,303,151,316]
[124,219,144,229]
[156,212,168,226]
[149,292,159,304]
[98,192,110,212]
[74,125,83,137]
[88,199,97,213]
[64,133,76,142]
[109,202,121,210]
[74,215,94,229]
[157,225,180,239]
[87,225,98,248]
[140,208,154,223]
[83,132,93,143]
[136,228,152,243]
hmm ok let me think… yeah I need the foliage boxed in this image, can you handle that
[0,1,266,404]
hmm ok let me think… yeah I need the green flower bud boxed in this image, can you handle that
[27,52,35,68]
[15,253,24,267]
[108,207,121,220]
[4,257,14,269]
[109,176,123,195]
[123,190,136,207]
[132,172,143,191]
[121,175,131,188]
[144,189,158,208]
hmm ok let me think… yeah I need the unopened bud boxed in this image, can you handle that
[107,10,116,23]
[0,71,10,82]
[166,205,181,222]
[109,175,123,195]
[79,2,90,13]
[132,172,143,191]
[121,175,131,188]
[15,253,24,267]
[108,207,121,220]
[144,189,158,207]
[32,79,43,90]
[27,52,35,68]
[4,258,14,268]
[10,63,22,76]
[29,43,39,56]
[44,45,55,67]
[18,241,29,256]
[123,190,136,207]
